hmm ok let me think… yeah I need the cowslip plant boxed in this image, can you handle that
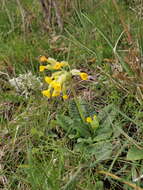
[39,56,101,141]
[39,56,119,161]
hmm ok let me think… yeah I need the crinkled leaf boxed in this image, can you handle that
[75,141,113,161]
[68,98,96,122]
[56,115,73,132]
[71,121,91,137]
[68,100,82,121]
[98,104,117,127]
[56,115,91,137]
[87,141,113,160]
[93,126,113,141]
[127,147,143,161]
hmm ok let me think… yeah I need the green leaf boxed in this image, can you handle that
[92,104,118,140]
[75,141,113,161]
[94,181,104,190]
[56,114,91,138]
[68,100,81,121]
[87,142,113,160]
[93,126,113,141]
[56,115,73,132]
[71,121,91,137]
[127,147,143,161]
[98,104,117,127]
[68,98,96,122]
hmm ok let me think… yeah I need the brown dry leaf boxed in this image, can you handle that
[51,47,68,53]
[112,72,129,81]
[103,58,116,63]
[50,35,61,44]
[87,57,96,64]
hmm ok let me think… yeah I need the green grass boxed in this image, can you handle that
[1,0,143,189]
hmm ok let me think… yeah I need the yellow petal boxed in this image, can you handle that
[80,72,88,80]
[51,81,61,92]
[39,65,46,72]
[86,117,92,123]
[60,61,69,66]
[42,89,51,98]
[45,76,52,84]
[53,62,62,70]
[39,56,48,62]
[54,84,61,92]
[52,90,60,97]
[63,95,68,100]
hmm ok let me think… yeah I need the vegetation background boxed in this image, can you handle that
[0,0,143,189]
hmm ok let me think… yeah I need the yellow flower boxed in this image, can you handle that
[39,56,48,62]
[50,81,57,87]
[60,61,69,66]
[54,84,61,92]
[52,90,60,97]
[45,76,52,84]
[53,62,63,70]
[39,65,47,72]
[86,117,92,123]
[63,94,68,100]
[51,81,61,92]
[80,72,88,80]
[42,89,51,98]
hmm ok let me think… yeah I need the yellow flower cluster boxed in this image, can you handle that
[41,70,70,99]
[39,56,89,99]
[39,56,68,71]
[86,115,99,129]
